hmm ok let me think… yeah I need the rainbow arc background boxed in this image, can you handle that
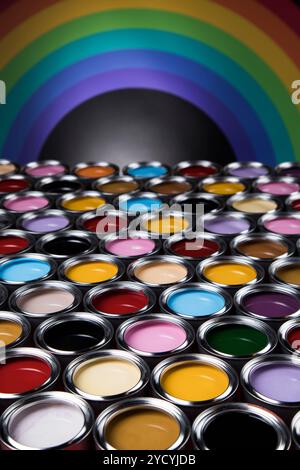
[0,0,300,165]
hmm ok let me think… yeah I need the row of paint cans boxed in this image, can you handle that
[2,356,300,449]
[4,158,299,181]
[1,227,299,268]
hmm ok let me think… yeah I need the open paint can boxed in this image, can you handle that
[94,397,190,450]
[192,402,290,450]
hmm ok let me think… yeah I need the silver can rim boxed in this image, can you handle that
[0,391,94,450]
[1,190,52,213]
[0,310,31,348]
[269,256,300,289]
[123,161,171,179]
[9,280,82,319]
[151,353,238,408]
[144,175,193,196]
[56,190,107,213]
[127,255,194,288]
[0,347,60,401]
[197,315,278,361]
[92,175,140,195]
[35,230,98,259]
[0,253,57,286]
[196,255,265,289]
[159,282,232,321]
[116,313,195,358]
[99,230,162,259]
[0,229,36,255]
[58,254,125,286]
[173,160,222,178]
[192,402,291,450]
[230,233,295,261]
[226,192,282,214]
[22,160,68,178]
[16,209,73,234]
[278,319,300,356]
[234,283,300,322]
[163,232,227,260]
[84,281,156,319]
[63,349,150,402]
[72,161,119,178]
[94,397,190,450]
[241,354,300,408]
[34,311,114,356]
[203,211,256,236]
[170,192,224,214]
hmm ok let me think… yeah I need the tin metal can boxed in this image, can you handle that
[56,190,107,214]
[114,192,164,216]
[35,174,83,195]
[116,313,195,367]
[58,254,125,290]
[252,176,300,197]
[163,233,227,264]
[144,176,193,198]
[0,159,19,177]
[1,191,52,214]
[230,233,295,264]
[258,212,300,238]
[73,161,119,181]
[223,161,272,179]
[198,176,249,197]
[0,175,32,195]
[203,212,256,240]
[278,319,300,356]
[234,283,300,330]
[123,161,170,180]
[22,160,68,178]
[173,160,221,180]
[0,229,36,255]
[0,347,60,412]
[127,255,194,290]
[170,192,224,214]
[92,175,140,199]
[34,312,114,366]
[63,349,150,412]
[159,282,232,327]
[192,402,291,450]
[0,311,31,349]
[17,209,73,235]
[196,316,277,371]
[35,230,98,261]
[291,410,300,449]
[285,192,300,212]
[99,231,161,263]
[9,280,82,326]
[151,353,238,417]
[0,391,94,450]
[196,255,264,292]
[84,281,156,326]
[93,397,190,450]
[76,209,128,236]
[0,253,57,290]
[269,257,300,289]
[136,210,192,238]
[275,161,300,178]
[241,354,300,422]
[226,192,282,218]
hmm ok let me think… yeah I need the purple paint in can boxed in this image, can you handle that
[229,167,268,178]
[250,362,300,402]
[23,215,70,233]
[205,215,251,235]
[243,292,300,319]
